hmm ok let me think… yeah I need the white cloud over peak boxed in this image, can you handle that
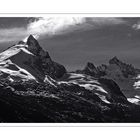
[27,17,126,37]
[0,17,126,43]
[27,17,85,36]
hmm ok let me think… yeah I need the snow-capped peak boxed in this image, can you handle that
[0,34,66,82]
[23,34,39,43]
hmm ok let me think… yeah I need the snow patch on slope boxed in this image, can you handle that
[0,47,20,61]
[20,48,34,55]
[133,74,140,89]
[127,95,140,105]
[64,73,108,93]
[95,93,110,104]
[134,81,140,89]
[0,60,36,81]
[58,72,108,103]
[79,84,108,94]
[0,45,34,62]
[127,98,140,105]
[44,75,57,87]
[69,73,85,79]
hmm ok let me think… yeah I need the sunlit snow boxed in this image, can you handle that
[95,93,110,104]
[127,98,140,104]
[0,59,36,81]
[79,84,108,94]
[44,75,57,87]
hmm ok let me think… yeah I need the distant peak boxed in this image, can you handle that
[111,56,119,61]
[84,62,97,72]
[109,56,121,65]
[86,62,96,68]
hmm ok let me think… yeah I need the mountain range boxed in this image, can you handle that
[0,35,140,122]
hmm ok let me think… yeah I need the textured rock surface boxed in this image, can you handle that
[0,78,139,123]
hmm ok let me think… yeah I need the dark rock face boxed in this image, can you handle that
[77,63,106,78]
[26,35,42,55]
[26,35,66,79]
[27,35,66,78]
[83,62,99,77]
[10,35,67,80]
[98,78,127,103]
[0,78,139,122]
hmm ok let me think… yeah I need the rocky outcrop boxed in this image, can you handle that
[26,35,66,79]
[83,62,99,77]
[98,78,127,103]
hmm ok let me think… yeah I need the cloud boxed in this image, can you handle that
[27,17,85,36]
[132,23,140,30]
[27,17,126,37]
[0,17,126,43]
[0,27,28,43]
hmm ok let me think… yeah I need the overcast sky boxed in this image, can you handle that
[0,17,140,71]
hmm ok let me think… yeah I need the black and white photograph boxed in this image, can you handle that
[0,16,140,123]
[1,0,140,139]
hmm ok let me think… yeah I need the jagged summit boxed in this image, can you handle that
[15,35,38,47]
[79,56,137,79]
[86,62,96,69]
[109,56,136,77]
[26,35,42,55]
[84,62,97,73]
[80,62,99,77]
[27,35,39,45]
[109,56,121,65]
[28,34,36,40]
